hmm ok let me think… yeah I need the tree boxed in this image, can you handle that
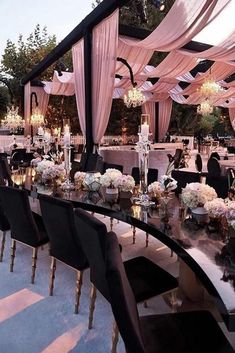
[0,25,57,112]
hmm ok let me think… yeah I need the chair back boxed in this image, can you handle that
[171,170,200,195]
[173,148,183,169]
[206,176,229,198]
[0,186,44,246]
[207,157,221,176]
[0,158,13,186]
[105,231,145,353]
[131,167,158,185]
[210,152,220,160]
[11,148,27,161]
[195,153,202,172]
[103,162,123,173]
[74,208,110,299]
[39,195,88,270]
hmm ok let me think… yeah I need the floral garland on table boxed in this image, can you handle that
[100,168,122,189]
[181,182,217,209]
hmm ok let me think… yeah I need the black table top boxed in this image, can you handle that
[27,181,235,331]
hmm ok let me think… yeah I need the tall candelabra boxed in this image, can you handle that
[62,119,75,191]
[135,114,154,206]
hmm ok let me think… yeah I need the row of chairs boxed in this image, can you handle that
[0,187,233,351]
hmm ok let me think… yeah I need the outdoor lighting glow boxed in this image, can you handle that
[1,105,25,132]
[197,99,213,116]
[124,87,146,108]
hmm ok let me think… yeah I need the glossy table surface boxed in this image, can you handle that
[25,178,235,331]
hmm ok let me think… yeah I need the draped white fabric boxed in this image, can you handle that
[119,0,229,51]
[92,9,119,144]
[158,98,173,140]
[43,71,75,96]
[72,39,86,136]
[24,82,31,136]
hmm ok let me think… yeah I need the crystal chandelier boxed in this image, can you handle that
[199,79,224,97]
[124,87,146,108]
[30,107,44,127]
[1,106,25,132]
[197,99,213,116]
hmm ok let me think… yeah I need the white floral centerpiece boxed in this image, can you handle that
[74,171,86,190]
[148,181,163,198]
[100,168,122,193]
[36,160,54,174]
[181,182,217,209]
[204,198,228,218]
[115,175,135,192]
[42,163,66,184]
[225,201,235,224]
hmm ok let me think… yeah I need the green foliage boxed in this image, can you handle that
[0,85,10,118]
[0,24,57,110]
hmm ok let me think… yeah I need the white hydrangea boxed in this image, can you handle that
[100,168,122,188]
[181,182,217,209]
[204,198,227,218]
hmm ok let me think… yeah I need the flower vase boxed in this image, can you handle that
[105,187,118,203]
[191,206,209,224]
[160,192,171,223]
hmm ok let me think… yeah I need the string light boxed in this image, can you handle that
[197,99,213,116]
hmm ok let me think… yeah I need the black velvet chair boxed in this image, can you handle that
[173,148,183,169]
[207,157,221,177]
[171,170,200,196]
[195,153,203,172]
[0,186,49,283]
[0,201,10,262]
[74,208,178,340]
[103,162,123,173]
[210,151,220,160]
[131,167,158,185]
[206,175,229,199]
[105,231,234,353]
[227,146,235,154]
[0,157,13,186]
[39,195,89,314]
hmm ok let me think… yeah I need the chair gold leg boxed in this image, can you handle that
[132,226,136,244]
[49,257,56,296]
[31,247,38,284]
[74,270,83,314]
[110,218,114,231]
[111,321,119,353]
[88,283,97,329]
[0,231,6,262]
[145,233,149,247]
[10,239,16,272]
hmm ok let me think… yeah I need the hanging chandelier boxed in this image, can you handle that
[117,57,146,108]
[1,106,25,132]
[30,107,44,127]
[124,87,146,108]
[199,79,224,97]
[197,99,213,116]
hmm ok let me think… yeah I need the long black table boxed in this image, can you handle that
[27,182,235,332]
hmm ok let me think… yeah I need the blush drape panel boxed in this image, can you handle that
[158,98,173,141]
[119,0,229,51]
[229,108,235,129]
[142,101,156,136]
[24,82,31,136]
[30,86,49,116]
[92,10,119,144]
[72,39,86,136]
